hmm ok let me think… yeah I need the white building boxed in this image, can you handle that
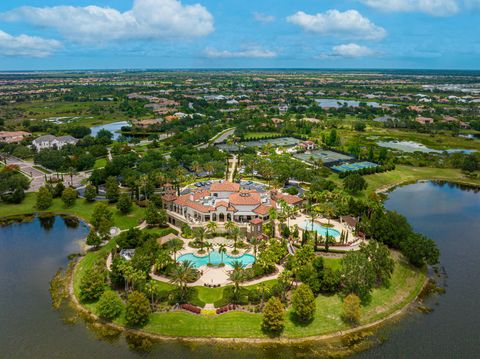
[32,135,79,151]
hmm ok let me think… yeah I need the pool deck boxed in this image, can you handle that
[289,213,363,250]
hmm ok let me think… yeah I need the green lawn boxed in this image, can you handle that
[0,193,144,230]
[74,240,424,339]
[329,165,480,198]
[93,158,107,169]
[243,132,282,140]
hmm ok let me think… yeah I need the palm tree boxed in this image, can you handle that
[228,261,245,302]
[257,282,270,309]
[204,162,214,179]
[191,161,202,179]
[206,221,217,234]
[268,207,277,238]
[250,237,261,261]
[217,243,227,264]
[169,238,184,262]
[225,220,236,233]
[170,260,197,302]
[205,242,214,264]
[230,226,241,254]
[193,227,207,246]
[144,281,157,307]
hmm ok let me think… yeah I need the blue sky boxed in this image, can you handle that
[0,0,478,70]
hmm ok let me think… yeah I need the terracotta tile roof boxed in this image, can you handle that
[253,204,271,215]
[210,181,240,192]
[162,193,177,202]
[229,191,262,206]
[215,201,229,208]
[276,193,303,205]
[174,195,214,213]
[250,218,264,225]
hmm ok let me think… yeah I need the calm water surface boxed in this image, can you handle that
[1,181,479,358]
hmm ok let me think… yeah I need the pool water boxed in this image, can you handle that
[177,250,256,269]
[300,221,341,238]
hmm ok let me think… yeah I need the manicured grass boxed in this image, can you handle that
[0,193,144,230]
[195,286,225,303]
[93,158,107,169]
[329,165,480,198]
[243,132,282,140]
[75,239,424,339]
[323,257,342,271]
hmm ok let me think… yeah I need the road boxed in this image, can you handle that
[5,156,90,192]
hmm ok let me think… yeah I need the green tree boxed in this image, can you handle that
[97,291,123,321]
[79,267,106,302]
[262,297,285,335]
[0,171,29,203]
[36,186,53,210]
[170,261,197,303]
[105,176,120,203]
[340,251,376,304]
[401,233,440,267]
[343,173,367,194]
[90,202,114,241]
[86,230,102,249]
[61,187,77,208]
[342,293,361,325]
[145,202,166,226]
[125,291,151,327]
[361,240,394,287]
[117,193,132,214]
[84,184,97,202]
[291,284,316,323]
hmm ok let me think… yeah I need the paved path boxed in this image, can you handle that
[5,156,90,192]
[226,155,238,182]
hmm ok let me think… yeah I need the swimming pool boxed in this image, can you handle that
[300,221,341,238]
[177,250,256,269]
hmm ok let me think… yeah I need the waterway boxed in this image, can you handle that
[0,181,479,358]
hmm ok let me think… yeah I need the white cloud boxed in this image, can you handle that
[253,12,275,23]
[1,0,214,44]
[287,9,386,40]
[360,0,460,16]
[203,47,277,59]
[330,43,378,57]
[0,30,61,57]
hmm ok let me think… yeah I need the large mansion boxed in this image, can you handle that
[162,181,303,234]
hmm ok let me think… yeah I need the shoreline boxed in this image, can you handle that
[375,177,480,195]
[67,252,428,344]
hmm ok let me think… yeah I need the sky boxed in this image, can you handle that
[0,0,479,70]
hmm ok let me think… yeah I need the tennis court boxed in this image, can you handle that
[294,150,353,164]
[217,137,301,152]
[332,161,379,173]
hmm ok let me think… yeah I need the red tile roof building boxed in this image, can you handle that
[162,181,303,230]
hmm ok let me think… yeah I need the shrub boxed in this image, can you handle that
[79,267,106,302]
[36,186,53,210]
[262,297,285,335]
[126,291,151,327]
[342,294,361,325]
[61,187,77,208]
[291,284,316,323]
[117,193,132,214]
[97,291,123,321]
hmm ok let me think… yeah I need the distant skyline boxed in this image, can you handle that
[0,0,479,70]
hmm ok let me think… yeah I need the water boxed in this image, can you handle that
[300,220,341,238]
[315,98,387,108]
[177,250,256,268]
[90,121,129,140]
[1,182,480,358]
[354,181,480,358]
[377,140,476,154]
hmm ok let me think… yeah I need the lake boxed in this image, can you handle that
[315,98,387,109]
[1,181,479,358]
[90,121,130,140]
[377,140,476,154]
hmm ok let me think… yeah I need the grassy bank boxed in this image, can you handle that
[329,165,480,197]
[73,244,425,339]
[0,193,144,230]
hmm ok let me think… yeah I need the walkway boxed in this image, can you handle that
[226,155,238,182]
